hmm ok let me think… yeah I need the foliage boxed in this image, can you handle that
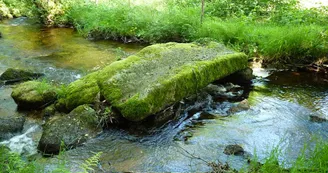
[79,152,103,173]
[68,2,200,43]
[205,0,298,19]
[0,0,33,18]
[0,143,103,173]
[194,19,328,64]
[0,145,41,173]
[243,139,328,173]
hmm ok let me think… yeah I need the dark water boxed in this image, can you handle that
[1,18,328,172]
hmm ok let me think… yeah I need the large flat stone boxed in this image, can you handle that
[57,42,248,121]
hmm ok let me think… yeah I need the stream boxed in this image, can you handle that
[0,18,328,172]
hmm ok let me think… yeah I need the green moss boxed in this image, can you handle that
[116,52,247,121]
[59,42,247,121]
[56,73,100,111]
[0,68,44,83]
[11,81,57,109]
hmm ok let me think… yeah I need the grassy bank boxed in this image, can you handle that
[0,0,327,65]
[61,0,328,65]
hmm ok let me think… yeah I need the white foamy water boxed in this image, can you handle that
[0,125,41,156]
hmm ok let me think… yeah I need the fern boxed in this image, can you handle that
[79,152,103,173]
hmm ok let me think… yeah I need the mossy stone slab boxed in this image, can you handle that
[58,42,248,121]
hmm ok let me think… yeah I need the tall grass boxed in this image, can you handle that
[194,19,328,64]
[68,2,200,43]
[243,139,328,173]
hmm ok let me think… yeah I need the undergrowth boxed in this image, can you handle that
[241,139,328,173]
[0,143,103,173]
[66,0,328,64]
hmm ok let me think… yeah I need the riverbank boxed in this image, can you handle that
[1,0,327,66]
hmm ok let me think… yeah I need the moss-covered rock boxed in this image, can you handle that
[38,105,101,154]
[11,81,57,110]
[58,42,248,121]
[0,68,44,84]
[55,73,100,112]
[44,104,56,117]
[0,113,25,140]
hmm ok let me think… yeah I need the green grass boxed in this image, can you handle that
[0,144,103,173]
[242,139,328,173]
[194,19,328,64]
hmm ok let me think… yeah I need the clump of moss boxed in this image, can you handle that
[11,81,57,110]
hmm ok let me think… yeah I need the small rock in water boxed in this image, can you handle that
[0,68,44,84]
[38,105,102,154]
[0,113,25,140]
[310,114,327,123]
[198,112,218,120]
[224,83,241,91]
[204,84,227,95]
[11,81,57,110]
[223,144,244,155]
[228,99,250,114]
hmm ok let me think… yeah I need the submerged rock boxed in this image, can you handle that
[38,105,102,154]
[223,144,244,155]
[57,42,248,121]
[219,68,254,85]
[11,81,57,110]
[0,68,44,84]
[0,113,25,140]
[310,114,327,123]
[204,84,227,96]
[228,99,250,114]
[55,73,100,112]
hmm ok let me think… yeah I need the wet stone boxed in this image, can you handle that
[11,81,57,110]
[223,144,244,155]
[228,99,250,114]
[43,104,56,117]
[38,105,102,155]
[198,112,217,120]
[310,114,327,123]
[0,68,44,84]
[0,113,25,141]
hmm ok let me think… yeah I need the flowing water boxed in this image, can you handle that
[0,18,328,172]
